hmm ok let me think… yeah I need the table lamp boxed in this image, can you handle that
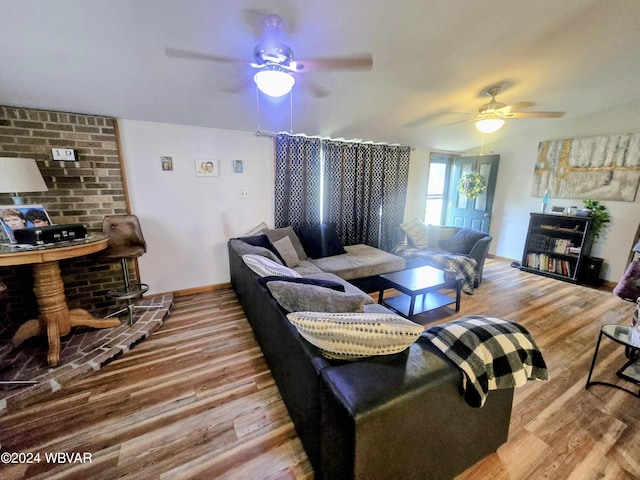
[0,157,48,204]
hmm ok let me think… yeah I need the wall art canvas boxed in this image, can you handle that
[531,133,640,201]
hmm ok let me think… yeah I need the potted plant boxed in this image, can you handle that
[583,199,610,246]
[457,172,487,200]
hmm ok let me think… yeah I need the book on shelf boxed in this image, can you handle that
[554,238,570,254]
[525,253,572,277]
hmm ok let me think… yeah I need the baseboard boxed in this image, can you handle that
[154,283,232,298]
[487,253,520,264]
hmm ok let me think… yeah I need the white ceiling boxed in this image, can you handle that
[2,0,639,151]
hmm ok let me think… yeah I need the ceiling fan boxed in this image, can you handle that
[474,85,565,133]
[165,13,373,97]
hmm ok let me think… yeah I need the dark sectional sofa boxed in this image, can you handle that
[228,239,514,479]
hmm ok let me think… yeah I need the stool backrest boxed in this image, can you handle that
[102,215,147,259]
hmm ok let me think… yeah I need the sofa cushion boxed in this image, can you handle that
[242,254,301,278]
[263,226,308,261]
[439,228,487,254]
[297,223,347,259]
[308,244,405,280]
[236,234,285,264]
[305,271,375,305]
[267,281,365,314]
[229,238,281,264]
[293,259,325,276]
[286,311,425,360]
[258,275,346,292]
[272,235,301,267]
[401,218,431,248]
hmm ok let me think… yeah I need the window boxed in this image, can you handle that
[424,154,455,225]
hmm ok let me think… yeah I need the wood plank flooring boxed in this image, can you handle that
[0,258,638,479]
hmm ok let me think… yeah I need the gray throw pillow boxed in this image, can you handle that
[272,236,301,267]
[230,239,281,263]
[263,226,308,261]
[267,281,365,313]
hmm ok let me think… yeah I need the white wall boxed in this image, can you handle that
[118,120,274,295]
[454,99,640,283]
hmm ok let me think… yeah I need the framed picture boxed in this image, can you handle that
[161,156,173,171]
[233,159,243,173]
[0,204,53,243]
[195,158,219,177]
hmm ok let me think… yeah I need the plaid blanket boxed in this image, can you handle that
[392,243,478,294]
[423,316,549,407]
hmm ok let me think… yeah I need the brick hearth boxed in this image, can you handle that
[0,294,173,415]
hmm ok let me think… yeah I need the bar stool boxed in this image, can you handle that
[101,215,159,325]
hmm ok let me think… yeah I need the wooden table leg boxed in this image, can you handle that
[11,260,121,367]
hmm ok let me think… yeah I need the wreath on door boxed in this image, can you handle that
[457,172,487,200]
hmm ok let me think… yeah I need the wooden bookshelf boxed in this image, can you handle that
[521,212,592,283]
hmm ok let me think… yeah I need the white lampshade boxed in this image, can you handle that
[475,117,506,134]
[254,66,295,97]
[0,157,48,204]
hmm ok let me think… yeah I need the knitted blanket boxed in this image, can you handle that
[423,316,550,407]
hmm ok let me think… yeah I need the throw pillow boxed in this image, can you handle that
[236,234,285,264]
[267,281,364,313]
[400,218,430,248]
[263,226,308,261]
[297,223,347,259]
[243,221,270,236]
[272,236,301,267]
[426,225,458,247]
[258,275,346,292]
[287,311,425,360]
[229,239,281,263]
[439,228,487,254]
[242,254,301,278]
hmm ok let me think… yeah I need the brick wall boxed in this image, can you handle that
[0,106,137,331]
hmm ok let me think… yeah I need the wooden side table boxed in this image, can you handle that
[0,236,121,367]
[586,324,640,397]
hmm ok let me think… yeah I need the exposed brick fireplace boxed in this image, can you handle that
[0,106,136,329]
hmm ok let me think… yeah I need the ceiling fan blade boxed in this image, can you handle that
[509,111,566,119]
[296,53,373,72]
[496,102,535,113]
[164,47,249,65]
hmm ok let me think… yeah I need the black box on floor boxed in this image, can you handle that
[14,224,88,245]
[579,256,603,286]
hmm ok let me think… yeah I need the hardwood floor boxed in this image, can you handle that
[0,259,638,479]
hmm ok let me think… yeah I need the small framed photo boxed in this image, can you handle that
[195,158,219,177]
[0,204,53,243]
[161,156,173,171]
[233,160,244,173]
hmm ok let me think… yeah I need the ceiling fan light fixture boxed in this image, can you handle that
[254,65,295,97]
[475,117,505,134]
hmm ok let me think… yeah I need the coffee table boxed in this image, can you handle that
[378,265,462,320]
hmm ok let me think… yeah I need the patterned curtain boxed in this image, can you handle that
[324,141,410,250]
[380,145,411,251]
[274,134,410,250]
[274,134,324,229]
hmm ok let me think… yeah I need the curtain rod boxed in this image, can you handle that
[257,130,414,149]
